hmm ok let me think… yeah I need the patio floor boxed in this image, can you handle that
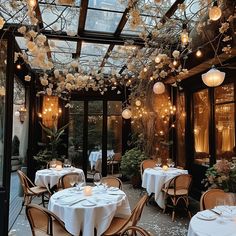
[9,177,199,236]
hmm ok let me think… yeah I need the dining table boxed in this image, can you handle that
[89,150,114,170]
[48,186,131,236]
[187,206,236,236]
[35,167,85,191]
[142,167,188,209]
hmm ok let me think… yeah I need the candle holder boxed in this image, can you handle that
[83,186,92,196]
[162,165,169,171]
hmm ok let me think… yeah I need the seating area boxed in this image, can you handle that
[1,0,236,235]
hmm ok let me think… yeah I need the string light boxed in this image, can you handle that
[196,48,202,57]
[173,60,178,66]
[155,55,161,63]
[180,23,189,45]
[16,64,21,69]
[143,67,147,72]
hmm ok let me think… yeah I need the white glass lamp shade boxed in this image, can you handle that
[135,100,141,106]
[153,82,165,94]
[209,6,222,21]
[15,110,20,117]
[202,68,225,87]
[122,108,132,119]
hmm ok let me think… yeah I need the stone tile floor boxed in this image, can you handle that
[9,182,199,236]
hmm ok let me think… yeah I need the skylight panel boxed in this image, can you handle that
[88,0,126,12]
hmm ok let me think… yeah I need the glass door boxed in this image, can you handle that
[87,101,103,178]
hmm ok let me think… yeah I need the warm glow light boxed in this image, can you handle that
[122,108,132,119]
[155,55,161,63]
[143,67,147,72]
[135,100,141,106]
[28,0,36,8]
[162,165,168,171]
[196,49,202,57]
[202,67,225,87]
[173,60,178,66]
[83,186,92,196]
[153,82,165,94]
[15,111,20,117]
[16,64,21,69]
[38,113,42,118]
[209,2,222,21]
[181,29,189,45]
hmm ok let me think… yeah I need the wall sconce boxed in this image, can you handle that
[15,107,27,123]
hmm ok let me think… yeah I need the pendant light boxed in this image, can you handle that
[180,23,189,46]
[122,108,132,119]
[209,1,222,21]
[153,81,165,94]
[201,66,225,87]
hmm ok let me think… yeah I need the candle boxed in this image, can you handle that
[162,165,169,171]
[55,164,62,171]
[83,186,92,196]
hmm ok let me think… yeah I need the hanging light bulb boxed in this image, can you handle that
[201,66,225,87]
[143,67,148,72]
[209,1,222,21]
[180,23,189,45]
[135,100,141,106]
[153,81,165,94]
[122,108,132,119]
[155,55,161,63]
[196,48,202,57]
[28,0,36,8]
[16,64,21,70]
[173,60,178,66]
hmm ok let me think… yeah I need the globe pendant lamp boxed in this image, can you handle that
[209,1,222,21]
[122,108,132,119]
[153,81,165,94]
[201,66,225,87]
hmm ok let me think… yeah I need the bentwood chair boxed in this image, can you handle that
[101,176,123,190]
[102,193,148,236]
[200,189,234,210]
[47,160,63,169]
[26,204,72,236]
[107,153,122,175]
[162,174,192,221]
[140,160,156,178]
[17,170,49,213]
[120,226,152,236]
[59,172,84,189]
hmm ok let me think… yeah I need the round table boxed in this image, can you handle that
[142,167,188,208]
[48,187,131,236]
[35,167,85,190]
[188,206,236,236]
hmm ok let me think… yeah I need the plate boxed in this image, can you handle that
[81,201,96,207]
[196,211,217,221]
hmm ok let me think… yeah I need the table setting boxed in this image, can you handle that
[48,185,131,236]
[142,165,188,208]
[188,206,236,236]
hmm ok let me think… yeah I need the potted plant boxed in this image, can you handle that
[34,122,69,168]
[120,147,147,187]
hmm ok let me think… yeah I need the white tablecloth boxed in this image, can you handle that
[142,167,188,209]
[48,187,131,236]
[188,207,236,236]
[35,168,85,188]
[89,150,114,170]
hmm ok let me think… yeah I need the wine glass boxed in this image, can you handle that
[75,173,85,191]
[156,158,162,167]
[93,172,102,187]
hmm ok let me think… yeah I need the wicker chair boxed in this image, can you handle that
[17,170,49,213]
[102,194,148,236]
[59,172,84,189]
[47,160,63,169]
[162,174,192,221]
[140,160,156,179]
[26,204,72,236]
[199,189,234,210]
[107,153,122,175]
[120,226,152,236]
[101,176,123,190]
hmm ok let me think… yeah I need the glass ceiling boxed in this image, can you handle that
[0,0,205,74]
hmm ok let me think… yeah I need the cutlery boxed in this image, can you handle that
[69,198,86,206]
[210,209,222,216]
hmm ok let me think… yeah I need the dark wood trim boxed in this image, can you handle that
[83,100,88,180]
[1,34,15,236]
[102,100,107,176]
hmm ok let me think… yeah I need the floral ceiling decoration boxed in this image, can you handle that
[0,0,235,104]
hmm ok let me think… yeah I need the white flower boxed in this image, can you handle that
[65,83,72,90]
[219,22,229,34]
[36,34,47,46]
[65,103,73,108]
[54,69,60,78]
[27,41,37,52]
[0,17,5,29]
[70,61,78,68]
[40,78,48,86]
[17,26,27,34]
[46,88,52,96]
[160,70,167,78]
[172,50,180,58]
[24,75,31,81]
[222,36,232,42]
[28,30,37,38]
